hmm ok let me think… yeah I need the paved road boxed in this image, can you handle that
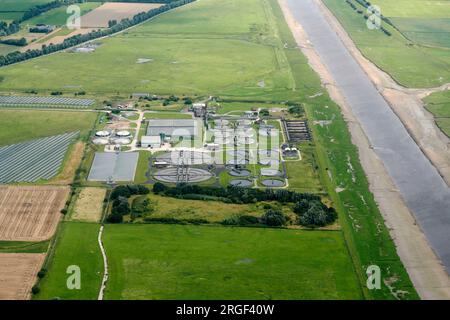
[286,0,450,273]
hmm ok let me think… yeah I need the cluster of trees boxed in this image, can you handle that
[0,38,27,46]
[222,209,288,227]
[288,104,304,117]
[0,21,20,37]
[294,199,337,228]
[153,183,321,204]
[107,185,150,223]
[163,94,180,106]
[0,0,196,67]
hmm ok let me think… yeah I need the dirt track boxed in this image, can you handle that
[0,253,45,300]
[0,186,69,241]
[278,0,450,299]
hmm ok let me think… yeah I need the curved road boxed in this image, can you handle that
[285,0,450,273]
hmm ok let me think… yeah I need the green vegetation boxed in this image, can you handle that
[0,0,302,101]
[103,224,362,299]
[0,240,49,253]
[34,222,102,300]
[28,0,418,300]
[0,109,97,146]
[323,0,450,88]
[25,2,101,26]
[143,193,293,223]
[424,90,450,137]
[135,150,151,184]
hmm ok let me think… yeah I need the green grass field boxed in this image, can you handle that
[24,2,101,26]
[103,224,362,299]
[34,222,103,300]
[424,90,450,136]
[0,0,49,21]
[0,240,49,253]
[323,0,450,88]
[0,0,303,102]
[0,109,97,146]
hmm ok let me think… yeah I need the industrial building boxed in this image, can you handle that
[141,135,162,148]
[147,119,200,140]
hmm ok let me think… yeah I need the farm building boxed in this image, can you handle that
[141,136,162,148]
[147,119,200,140]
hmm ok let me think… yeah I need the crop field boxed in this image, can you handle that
[0,186,68,241]
[0,253,45,300]
[0,132,78,183]
[102,224,362,300]
[80,2,163,28]
[71,187,106,223]
[0,109,97,146]
[25,2,101,26]
[323,0,450,88]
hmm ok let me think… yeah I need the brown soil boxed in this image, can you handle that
[71,187,106,222]
[80,3,163,28]
[0,186,69,242]
[0,253,45,300]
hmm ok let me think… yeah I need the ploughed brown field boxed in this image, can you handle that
[0,186,69,242]
[80,2,164,28]
[0,253,45,300]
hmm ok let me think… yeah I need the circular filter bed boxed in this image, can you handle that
[229,179,253,187]
[261,179,285,187]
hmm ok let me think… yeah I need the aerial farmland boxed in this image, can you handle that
[0,0,448,308]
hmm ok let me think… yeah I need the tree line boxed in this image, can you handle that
[0,0,196,67]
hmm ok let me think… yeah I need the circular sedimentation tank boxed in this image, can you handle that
[116,130,131,137]
[95,130,110,137]
[261,179,285,187]
[260,168,282,176]
[258,159,280,166]
[113,138,131,145]
[229,179,253,187]
[93,138,109,145]
[228,168,251,177]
